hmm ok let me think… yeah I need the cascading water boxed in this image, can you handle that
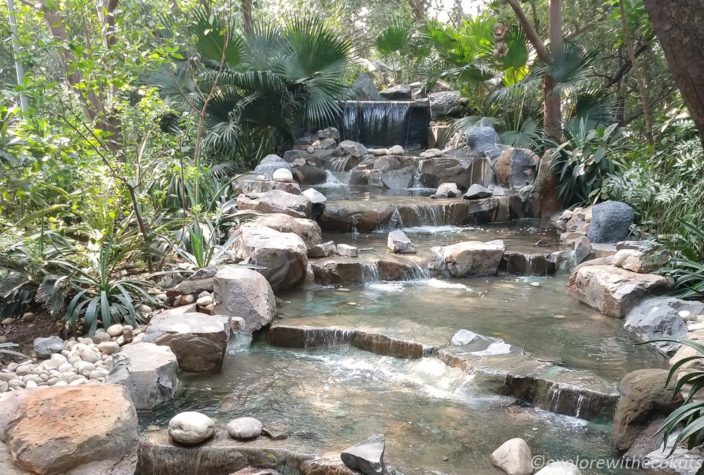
[338,101,431,148]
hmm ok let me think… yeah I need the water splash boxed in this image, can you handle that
[324,170,347,186]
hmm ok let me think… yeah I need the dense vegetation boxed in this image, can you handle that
[1,0,703,329]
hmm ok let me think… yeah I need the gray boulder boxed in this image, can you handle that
[625,297,704,354]
[465,120,502,157]
[337,140,368,158]
[587,201,634,243]
[253,155,291,179]
[381,167,414,189]
[387,230,416,254]
[380,84,411,100]
[213,266,276,334]
[463,184,492,200]
[236,190,312,219]
[227,417,262,441]
[433,183,461,198]
[109,342,180,410]
[351,73,382,101]
[429,90,465,117]
[33,336,64,359]
[341,434,385,475]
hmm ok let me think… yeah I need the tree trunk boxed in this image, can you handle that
[241,0,253,33]
[7,0,29,112]
[643,0,704,146]
[408,0,426,22]
[620,0,653,145]
[543,0,562,142]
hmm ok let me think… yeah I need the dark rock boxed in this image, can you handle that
[465,120,502,157]
[463,184,492,200]
[291,164,326,185]
[493,148,539,189]
[381,167,414,189]
[261,425,289,440]
[624,297,703,355]
[380,84,411,100]
[351,73,382,101]
[33,336,64,359]
[341,434,385,475]
[429,91,465,117]
[587,201,635,243]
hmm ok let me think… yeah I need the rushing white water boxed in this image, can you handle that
[323,170,347,186]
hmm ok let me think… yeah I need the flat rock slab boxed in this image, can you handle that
[109,342,180,410]
[5,385,138,474]
[143,313,231,373]
[248,213,322,249]
[438,346,618,422]
[236,190,311,219]
[567,265,670,318]
[431,240,505,277]
[310,254,429,285]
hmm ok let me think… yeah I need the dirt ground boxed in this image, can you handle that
[1,310,64,354]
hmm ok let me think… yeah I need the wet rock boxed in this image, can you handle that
[254,155,291,179]
[387,230,416,254]
[463,183,492,200]
[232,177,301,196]
[431,240,505,277]
[624,297,702,354]
[236,190,312,219]
[311,255,428,285]
[337,244,359,258]
[501,251,555,276]
[291,164,327,185]
[380,167,414,189]
[613,246,669,274]
[341,434,385,475]
[612,369,683,452]
[572,235,593,265]
[567,265,670,318]
[587,201,634,244]
[308,241,336,259]
[231,468,282,475]
[337,140,368,158]
[231,225,309,291]
[168,412,215,445]
[301,187,327,205]
[380,84,411,100]
[451,329,483,346]
[143,313,231,373]
[429,90,465,117]
[493,148,539,189]
[535,462,582,475]
[261,424,289,440]
[248,213,322,249]
[108,342,180,410]
[214,266,276,334]
[490,438,532,475]
[226,417,262,440]
[642,435,704,474]
[33,336,64,359]
[465,120,502,157]
[433,182,460,198]
[272,168,294,183]
[416,157,473,189]
[5,385,138,474]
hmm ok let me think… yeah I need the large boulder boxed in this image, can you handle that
[230,225,309,291]
[253,154,291,179]
[380,167,414,189]
[625,297,703,354]
[337,140,368,158]
[493,148,539,189]
[248,213,322,249]
[236,190,312,219]
[612,369,683,452]
[213,266,276,333]
[350,73,382,101]
[33,336,64,359]
[587,201,635,243]
[379,84,411,100]
[431,240,505,277]
[429,91,465,117]
[291,164,326,185]
[143,313,232,373]
[5,385,138,474]
[232,177,301,196]
[567,265,670,318]
[417,157,473,189]
[490,438,532,475]
[340,434,385,475]
[108,342,180,410]
[387,230,416,254]
[465,120,502,157]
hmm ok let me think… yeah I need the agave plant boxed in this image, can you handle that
[62,242,156,335]
[0,342,29,363]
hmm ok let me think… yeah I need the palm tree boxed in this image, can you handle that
[157,10,354,169]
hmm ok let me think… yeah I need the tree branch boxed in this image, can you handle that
[504,0,548,62]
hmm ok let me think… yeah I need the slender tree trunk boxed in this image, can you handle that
[543,0,562,142]
[408,0,426,22]
[619,0,653,145]
[241,0,253,33]
[643,0,704,147]
[7,0,29,112]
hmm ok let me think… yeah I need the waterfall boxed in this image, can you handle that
[330,156,351,172]
[339,101,412,147]
[324,170,347,186]
[361,262,381,282]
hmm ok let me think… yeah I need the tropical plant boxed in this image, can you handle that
[62,242,156,335]
[551,121,627,206]
[662,222,704,300]
[155,11,354,168]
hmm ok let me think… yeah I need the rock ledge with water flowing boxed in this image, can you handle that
[431,240,505,277]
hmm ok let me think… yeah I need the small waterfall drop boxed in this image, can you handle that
[339,101,412,147]
[324,170,347,186]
